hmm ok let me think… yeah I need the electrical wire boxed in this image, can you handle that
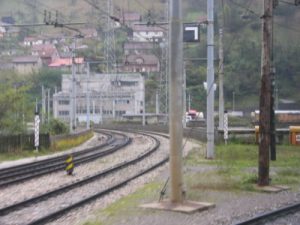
[228,0,300,33]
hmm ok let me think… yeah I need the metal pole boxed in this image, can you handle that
[169,0,184,203]
[142,76,146,126]
[206,0,215,159]
[70,39,76,133]
[42,85,45,124]
[183,61,187,128]
[258,0,273,186]
[232,91,235,112]
[218,28,224,130]
[156,91,159,115]
[188,93,191,111]
[86,63,90,129]
[47,88,50,123]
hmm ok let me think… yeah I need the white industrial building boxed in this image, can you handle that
[53,73,145,124]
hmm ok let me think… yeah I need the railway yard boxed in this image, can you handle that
[0,129,299,225]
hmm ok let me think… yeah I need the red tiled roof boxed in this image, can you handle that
[48,58,84,67]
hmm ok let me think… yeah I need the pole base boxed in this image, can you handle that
[140,200,215,214]
[254,184,289,193]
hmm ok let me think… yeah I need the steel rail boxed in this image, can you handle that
[24,132,166,225]
[0,132,130,187]
[0,132,162,221]
[0,131,113,176]
[234,201,300,225]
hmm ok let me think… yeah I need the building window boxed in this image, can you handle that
[59,100,70,105]
[59,111,69,116]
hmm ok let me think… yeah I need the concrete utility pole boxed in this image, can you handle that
[169,0,184,203]
[47,88,50,123]
[70,39,76,133]
[183,62,187,128]
[86,63,91,129]
[142,76,146,126]
[41,85,46,124]
[218,28,224,130]
[155,91,159,115]
[258,0,273,186]
[206,0,215,159]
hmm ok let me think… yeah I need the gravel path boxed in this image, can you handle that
[45,134,199,225]
[0,132,151,208]
[0,131,169,225]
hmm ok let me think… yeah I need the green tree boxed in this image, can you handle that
[0,71,33,134]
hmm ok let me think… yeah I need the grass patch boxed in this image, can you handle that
[51,131,93,152]
[185,143,300,191]
[82,182,161,225]
[0,131,93,162]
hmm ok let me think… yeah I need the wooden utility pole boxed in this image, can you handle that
[258,0,273,186]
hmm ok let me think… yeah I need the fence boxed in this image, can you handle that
[0,129,92,153]
[0,134,50,153]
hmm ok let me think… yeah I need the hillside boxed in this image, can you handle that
[0,0,299,112]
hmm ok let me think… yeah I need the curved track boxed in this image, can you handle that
[0,131,169,225]
[0,131,130,187]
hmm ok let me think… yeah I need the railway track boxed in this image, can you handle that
[0,131,169,225]
[234,201,300,225]
[0,131,130,187]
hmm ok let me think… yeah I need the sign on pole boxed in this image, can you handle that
[183,23,200,42]
[224,110,228,144]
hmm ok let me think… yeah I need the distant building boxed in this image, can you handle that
[124,41,156,55]
[31,44,59,66]
[12,56,42,74]
[122,12,141,27]
[48,57,84,72]
[122,54,160,73]
[53,73,145,124]
[23,36,44,46]
[79,28,98,38]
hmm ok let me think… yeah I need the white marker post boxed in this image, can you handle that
[223,110,228,145]
[34,102,40,152]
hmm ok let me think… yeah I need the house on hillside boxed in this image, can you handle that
[48,57,84,72]
[124,41,156,55]
[0,24,6,38]
[23,36,44,46]
[12,56,42,74]
[31,44,59,66]
[122,53,160,73]
[79,28,98,38]
[122,12,141,27]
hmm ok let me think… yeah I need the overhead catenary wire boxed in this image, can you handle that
[228,0,300,33]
